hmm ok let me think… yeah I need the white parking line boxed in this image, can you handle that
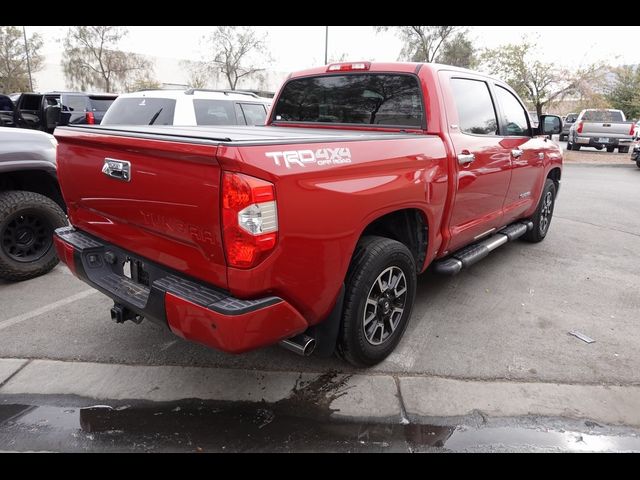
[0,289,100,331]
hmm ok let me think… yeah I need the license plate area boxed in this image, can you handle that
[122,257,150,287]
[598,137,610,143]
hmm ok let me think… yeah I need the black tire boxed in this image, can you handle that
[524,179,556,243]
[606,146,615,153]
[559,134,565,142]
[636,161,640,169]
[0,190,67,281]
[567,139,579,151]
[338,236,417,367]
[619,146,629,154]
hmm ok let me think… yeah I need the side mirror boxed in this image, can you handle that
[45,105,62,130]
[539,114,562,136]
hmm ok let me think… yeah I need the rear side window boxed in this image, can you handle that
[274,73,424,128]
[450,78,498,135]
[102,98,176,125]
[88,97,116,112]
[565,114,577,123]
[581,110,624,122]
[494,85,530,136]
[239,103,267,126]
[20,95,41,111]
[193,99,237,125]
[63,95,88,112]
[0,97,13,112]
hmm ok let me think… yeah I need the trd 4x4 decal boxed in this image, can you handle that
[265,147,352,168]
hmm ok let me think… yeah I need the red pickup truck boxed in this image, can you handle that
[53,62,563,367]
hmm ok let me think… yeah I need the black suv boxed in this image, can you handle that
[9,91,118,133]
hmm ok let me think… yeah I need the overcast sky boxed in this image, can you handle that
[28,26,640,72]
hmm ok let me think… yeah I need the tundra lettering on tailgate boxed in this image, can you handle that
[265,147,352,169]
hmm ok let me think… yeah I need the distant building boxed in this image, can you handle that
[33,51,288,94]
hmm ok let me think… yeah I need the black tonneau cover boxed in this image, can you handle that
[57,124,419,146]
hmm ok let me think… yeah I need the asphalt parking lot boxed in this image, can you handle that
[1,156,640,451]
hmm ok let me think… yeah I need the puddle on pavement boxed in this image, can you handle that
[1,400,639,452]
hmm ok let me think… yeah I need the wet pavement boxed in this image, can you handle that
[2,395,640,453]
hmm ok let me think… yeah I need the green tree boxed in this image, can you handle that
[480,38,604,118]
[62,26,156,92]
[202,26,271,90]
[606,65,640,119]
[376,26,476,67]
[437,32,477,69]
[0,26,43,93]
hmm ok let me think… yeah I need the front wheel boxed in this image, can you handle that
[0,190,67,281]
[338,236,417,367]
[524,179,557,243]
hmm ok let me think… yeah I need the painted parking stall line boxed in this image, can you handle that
[0,289,99,331]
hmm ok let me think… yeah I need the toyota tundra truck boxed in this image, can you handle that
[52,62,563,367]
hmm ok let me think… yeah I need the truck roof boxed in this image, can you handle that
[289,61,501,81]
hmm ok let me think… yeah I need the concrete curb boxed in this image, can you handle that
[400,376,640,428]
[2,358,640,427]
[0,359,402,423]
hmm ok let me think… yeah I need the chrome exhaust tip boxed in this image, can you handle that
[279,334,316,356]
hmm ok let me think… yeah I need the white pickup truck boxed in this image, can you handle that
[567,109,635,153]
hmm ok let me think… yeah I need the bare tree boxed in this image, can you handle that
[480,38,606,118]
[376,26,468,64]
[202,26,271,90]
[180,59,214,88]
[0,26,43,93]
[62,26,156,92]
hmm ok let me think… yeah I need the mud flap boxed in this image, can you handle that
[308,284,345,358]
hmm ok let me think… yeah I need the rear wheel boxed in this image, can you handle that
[338,236,417,367]
[524,179,556,243]
[0,191,67,281]
[606,146,615,153]
[559,134,565,142]
[636,161,640,169]
[619,146,629,154]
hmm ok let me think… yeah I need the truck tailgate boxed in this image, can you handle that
[581,122,634,138]
[54,127,227,288]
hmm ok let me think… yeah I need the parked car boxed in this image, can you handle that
[631,144,640,168]
[101,89,272,127]
[53,62,563,366]
[11,91,118,133]
[559,112,577,141]
[567,109,635,153]
[633,120,640,140]
[0,127,67,281]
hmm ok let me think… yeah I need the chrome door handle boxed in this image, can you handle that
[457,153,476,165]
[511,149,524,158]
[102,158,131,182]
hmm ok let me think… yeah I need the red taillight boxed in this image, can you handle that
[85,112,95,124]
[53,236,76,274]
[577,121,583,133]
[222,172,278,269]
[630,123,635,135]
[327,62,371,72]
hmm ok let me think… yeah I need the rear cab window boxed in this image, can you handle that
[273,73,424,128]
[62,95,88,112]
[102,97,176,125]
[88,97,116,112]
[581,110,624,122]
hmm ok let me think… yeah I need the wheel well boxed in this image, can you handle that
[0,170,66,212]
[360,209,427,271]
[547,167,561,190]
